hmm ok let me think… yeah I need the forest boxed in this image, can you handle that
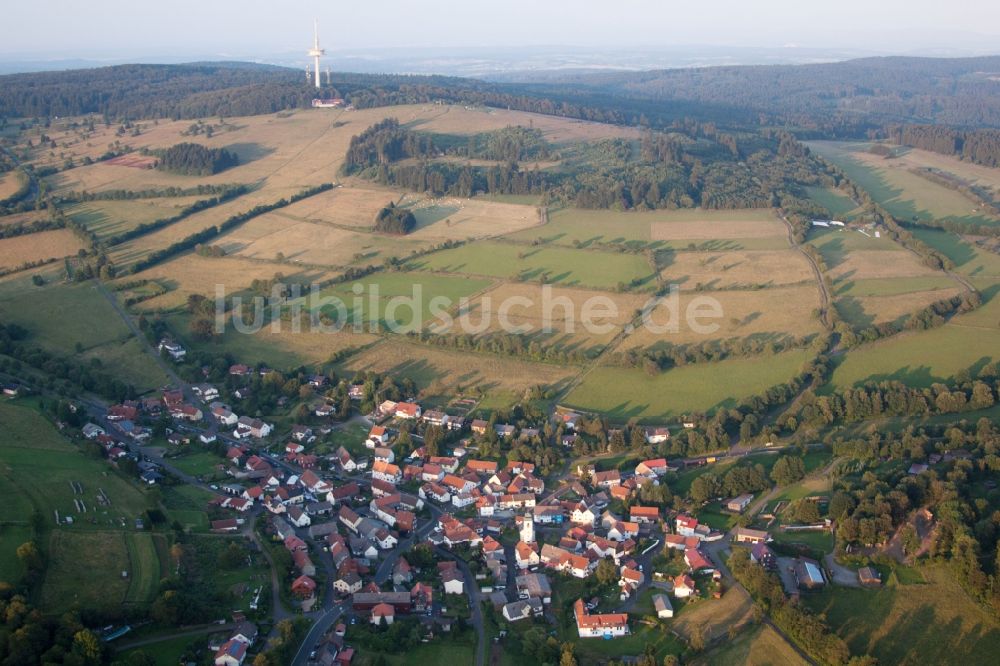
[883,124,1000,168]
[154,142,239,175]
[373,203,416,235]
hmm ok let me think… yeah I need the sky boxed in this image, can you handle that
[2,0,999,60]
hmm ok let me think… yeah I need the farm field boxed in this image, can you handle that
[407,240,655,290]
[671,587,754,642]
[0,229,88,270]
[618,284,823,348]
[0,524,32,583]
[693,624,808,666]
[64,197,206,242]
[826,322,1000,390]
[657,249,813,289]
[0,280,131,351]
[80,337,171,391]
[39,530,132,613]
[803,565,1000,665]
[806,185,863,220]
[807,141,1000,227]
[447,282,642,355]
[0,210,46,229]
[509,206,783,248]
[0,402,153,530]
[911,228,1000,278]
[277,183,404,228]
[126,254,340,312]
[0,170,28,201]
[834,286,964,328]
[338,338,577,407]
[564,348,813,420]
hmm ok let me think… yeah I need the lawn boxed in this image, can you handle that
[81,337,171,392]
[168,451,228,478]
[802,565,1000,665]
[117,632,214,666]
[124,533,163,605]
[161,484,214,532]
[692,624,808,666]
[407,241,656,290]
[571,623,685,665]
[352,638,475,666]
[563,348,813,421]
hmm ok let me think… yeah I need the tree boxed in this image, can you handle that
[770,456,805,486]
[559,643,578,666]
[72,629,102,663]
[595,557,618,585]
[689,625,706,652]
[16,541,42,571]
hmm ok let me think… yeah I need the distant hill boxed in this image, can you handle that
[505,55,1000,131]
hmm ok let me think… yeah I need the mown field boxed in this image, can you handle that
[407,241,656,290]
[564,348,814,421]
[338,338,578,408]
[807,141,1000,227]
[803,565,1000,665]
[693,624,808,666]
[0,229,87,270]
[65,197,207,242]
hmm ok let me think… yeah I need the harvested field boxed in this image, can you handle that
[651,217,786,241]
[673,588,754,643]
[104,154,158,169]
[0,210,47,228]
[338,338,577,405]
[0,170,28,201]
[409,104,644,143]
[658,249,813,289]
[827,250,942,281]
[65,197,206,241]
[619,284,823,348]
[835,287,964,329]
[277,184,405,228]
[511,207,784,248]
[223,215,435,267]
[405,197,541,239]
[693,624,808,666]
[0,229,87,270]
[450,282,646,354]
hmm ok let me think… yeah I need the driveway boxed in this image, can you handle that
[823,554,860,588]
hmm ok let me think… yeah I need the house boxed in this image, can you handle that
[858,566,882,587]
[533,505,563,524]
[908,463,929,475]
[515,542,540,569]
[211,404,239,426]
[373,447,394,464]
[394,402,421,419]
[314,403,336,418]
[750,542,777,569]
[234,416,272,439]
[82,423,105,439]
[422,410,450,427]
[570,502,597,527]
[192,383,219,401]
[442,568,465,595]
[291,575,317,598]
[675,514,699,537]
[558,412,580,431]
[211,519,240,533]
[372,460,402,484]
[685,548,714,572]
[470,419,489,435]
[351,591,412,612]
[573,599,629,638]
[214,639,248,666]
[291,425,314,442]
[629,505,659,524]
[516,572,552,603]
[371,602,395,626]
[368,425,389,445]
[653,594,674,618]
[733,527,769,545]
[158,338,186,360]
[495,424,516,438]
[592,470,621,488]
[502,600,534,622]
[673,574,696,598]
[287,506,311,528]
[726,494,754,513]
[794,558,826,590]
[645,427,671,444]
[229,364,252,377]
[466,459,498,476]
[392,558,413,586]
[334,570,362,595]
[635,458,668,478]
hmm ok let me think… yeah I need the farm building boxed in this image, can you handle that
[858,566,882,587]
[652,593,674,619]
[726,494,754,513]
[733,527,769,545]
[794,558,826,590]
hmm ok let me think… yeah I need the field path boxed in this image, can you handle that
[779,212,832,329]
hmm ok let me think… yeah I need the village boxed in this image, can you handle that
[52,341,871,666]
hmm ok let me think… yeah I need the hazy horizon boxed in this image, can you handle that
[2,0,999,74]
